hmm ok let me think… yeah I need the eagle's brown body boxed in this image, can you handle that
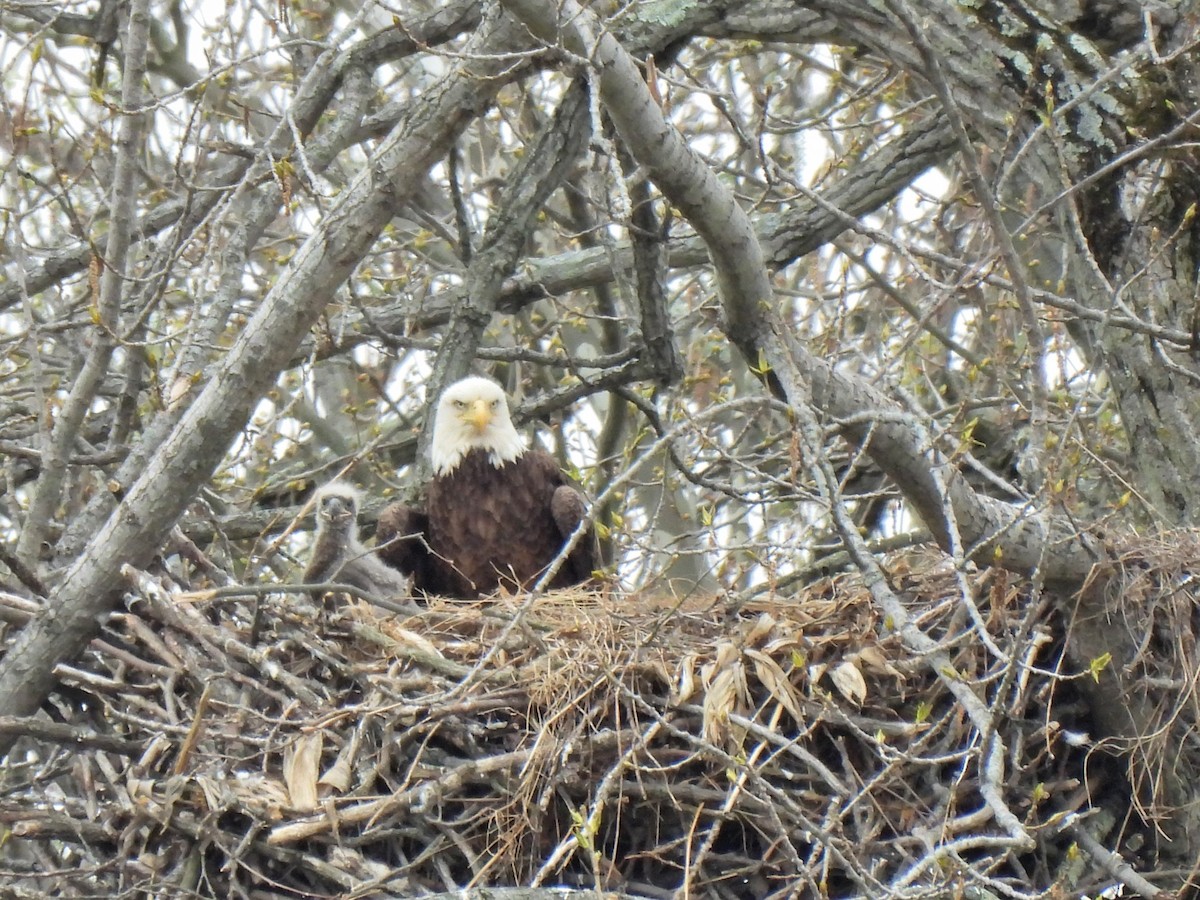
[377,447,594,599]
[376,376,595,599]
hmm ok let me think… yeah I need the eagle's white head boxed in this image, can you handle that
[429,376,526,476]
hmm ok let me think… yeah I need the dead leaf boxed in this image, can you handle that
[318,729,360,795]
[743,613,776,647]
[853,645,902,678]
[710,640,741,675]
[829,660,867,705]
[746,648,804,724]
[672,652,699,704]
[284,732,322,811]
[387,626,445,660]
[761,636,803,657]
[703,660,748,748]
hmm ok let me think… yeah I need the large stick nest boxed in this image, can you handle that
[0,545,1190,899]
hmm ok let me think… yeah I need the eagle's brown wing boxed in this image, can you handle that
[550,483,597,587]
[529,452,596,588]
[375,502,436,594]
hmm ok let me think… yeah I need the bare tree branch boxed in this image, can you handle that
[497,0,1100,583]
[372,114,958,332]
[0,11,531,743]
[15,0,151,567]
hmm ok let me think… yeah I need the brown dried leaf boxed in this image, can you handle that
[743,613,776,647]
[829,660,867,705]
[318,731,359,795]
[284,732,323,811]
[703,660,748,748]
[761,636,803,657]
[746,648,803,724]
[387,626,444,659]
[709,640,741,675]
[672,652,700,704]
[854,645,902,678]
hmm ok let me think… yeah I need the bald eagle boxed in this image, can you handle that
[376,376,595,599]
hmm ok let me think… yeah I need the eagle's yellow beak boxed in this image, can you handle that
[463,399,493,431]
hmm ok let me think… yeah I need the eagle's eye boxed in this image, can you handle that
[490,399,500,408]
[452,400,466,409]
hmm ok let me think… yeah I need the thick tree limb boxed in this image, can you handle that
[500,0,773,360]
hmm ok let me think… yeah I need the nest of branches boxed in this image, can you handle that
[0,545,1190,899]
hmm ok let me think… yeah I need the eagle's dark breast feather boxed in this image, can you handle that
[377,448,594,599]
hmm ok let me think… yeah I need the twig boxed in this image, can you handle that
[1067,821,1173,900]
[0,716,144,756]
